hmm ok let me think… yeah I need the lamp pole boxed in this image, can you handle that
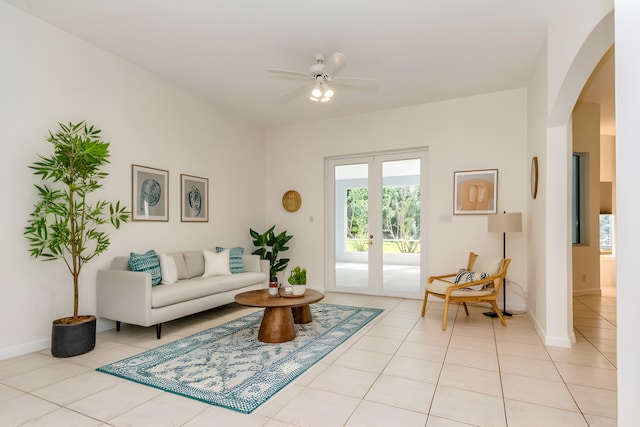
[483,211,521,318]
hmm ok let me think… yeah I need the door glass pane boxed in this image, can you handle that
[334,164,368,289]
[382,159,421,292]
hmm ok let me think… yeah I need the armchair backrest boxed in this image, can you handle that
[490,258,512,293]
[466,252,479,271]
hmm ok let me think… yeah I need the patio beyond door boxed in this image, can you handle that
[326,150,427,297]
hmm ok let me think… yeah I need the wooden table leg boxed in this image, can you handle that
[258,307,296,343]
[292,305,312,324]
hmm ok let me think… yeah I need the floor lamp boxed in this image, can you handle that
[483,211,522,317]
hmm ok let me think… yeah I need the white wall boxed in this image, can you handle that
[0,3,266,359]
[527,2,613,347]
[615,0,640,423]
[572,102,602,295]
[526,38,549,334]
[265,89,527,309]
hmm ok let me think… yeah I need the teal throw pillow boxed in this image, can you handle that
[129,250,162,286]
[215,246,244,273]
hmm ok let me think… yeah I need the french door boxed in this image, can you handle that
[326,149,427,298]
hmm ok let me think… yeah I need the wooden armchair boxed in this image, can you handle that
[421,252,512,331]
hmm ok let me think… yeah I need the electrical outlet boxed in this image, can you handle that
[581,274,587,282]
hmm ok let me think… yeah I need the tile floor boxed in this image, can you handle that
[0,289,617,426]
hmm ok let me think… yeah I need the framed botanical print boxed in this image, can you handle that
[453,169,498,215]
[132,165,169,221]
[181,174,208,222]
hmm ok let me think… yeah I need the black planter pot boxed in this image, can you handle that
[51,315,96,357]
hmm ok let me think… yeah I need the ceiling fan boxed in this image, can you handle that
[266,52,377,103]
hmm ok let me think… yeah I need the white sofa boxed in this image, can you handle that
[97,250,269,338]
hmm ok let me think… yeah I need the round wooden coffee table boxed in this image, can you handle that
[234,289,324,343]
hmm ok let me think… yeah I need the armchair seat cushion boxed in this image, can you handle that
[426,279,493,297]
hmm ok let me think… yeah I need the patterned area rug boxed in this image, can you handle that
[97,303,383,414]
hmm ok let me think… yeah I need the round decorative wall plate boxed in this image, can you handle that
[531,156,539,199]
[282,190,302,212]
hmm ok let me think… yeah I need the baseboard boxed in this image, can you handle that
[0,319,115,361]
[528,310,576,348]
[0,338,49,361]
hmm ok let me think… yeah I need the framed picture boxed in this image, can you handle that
[132,165,169,221]
[181,174,208,222]
[453,169,498,215]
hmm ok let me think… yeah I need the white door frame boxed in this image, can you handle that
[325,148,428,298]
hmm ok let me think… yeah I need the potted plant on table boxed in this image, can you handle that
[24,121,130,357]
[288,266,307,296]
[249,225,293,283]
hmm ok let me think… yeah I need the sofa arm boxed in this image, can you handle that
[96,269,153,327]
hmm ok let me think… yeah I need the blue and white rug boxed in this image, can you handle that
[97,303,383,413]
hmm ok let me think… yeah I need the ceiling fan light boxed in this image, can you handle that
[320,97,331,102]
[311,81,323,98]
[309,96,320,102]
[324,86,334,98]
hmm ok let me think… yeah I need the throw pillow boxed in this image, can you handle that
[159,253,178,285]
[183,251,205,278]
[215,246,244,273]
[454,269,489,290]
[203,249,231,277]
[129,250,162,286]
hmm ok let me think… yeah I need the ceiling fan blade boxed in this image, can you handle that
[266,68,310,78]
[332,76,378,89]
[322,53,346,76]
[278,83,311,104]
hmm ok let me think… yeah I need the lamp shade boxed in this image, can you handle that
[488,212,522,233]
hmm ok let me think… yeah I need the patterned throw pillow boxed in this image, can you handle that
[215,246,244,273]
[453,269,489,290]
[129,250,162,286]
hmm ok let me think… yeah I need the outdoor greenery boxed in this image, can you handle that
[24,121,130,320]
[346,185,420,253]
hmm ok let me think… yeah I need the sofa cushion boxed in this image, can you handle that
[216,246,244,273]
[183,251,205,278]
[159,253,178,285]
[151,272,267,308]
[129,250,162,286]
[203,249,231,277]
[168,252,188,280]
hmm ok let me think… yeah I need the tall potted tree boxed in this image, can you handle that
[24,121,130,357]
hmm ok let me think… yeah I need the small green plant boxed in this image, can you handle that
[287,266,307,285]
[249,225,293,277]
[24,121,130,321]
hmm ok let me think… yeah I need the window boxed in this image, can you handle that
[572,154,581,244]
[600,214,614,254]
[572,153,589,245]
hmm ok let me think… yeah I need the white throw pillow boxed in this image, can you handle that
[203,249,231,277]
[159,253,178,285]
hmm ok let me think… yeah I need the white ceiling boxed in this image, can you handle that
[7,0,612,129]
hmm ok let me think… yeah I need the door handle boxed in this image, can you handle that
[368,234,374,245]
